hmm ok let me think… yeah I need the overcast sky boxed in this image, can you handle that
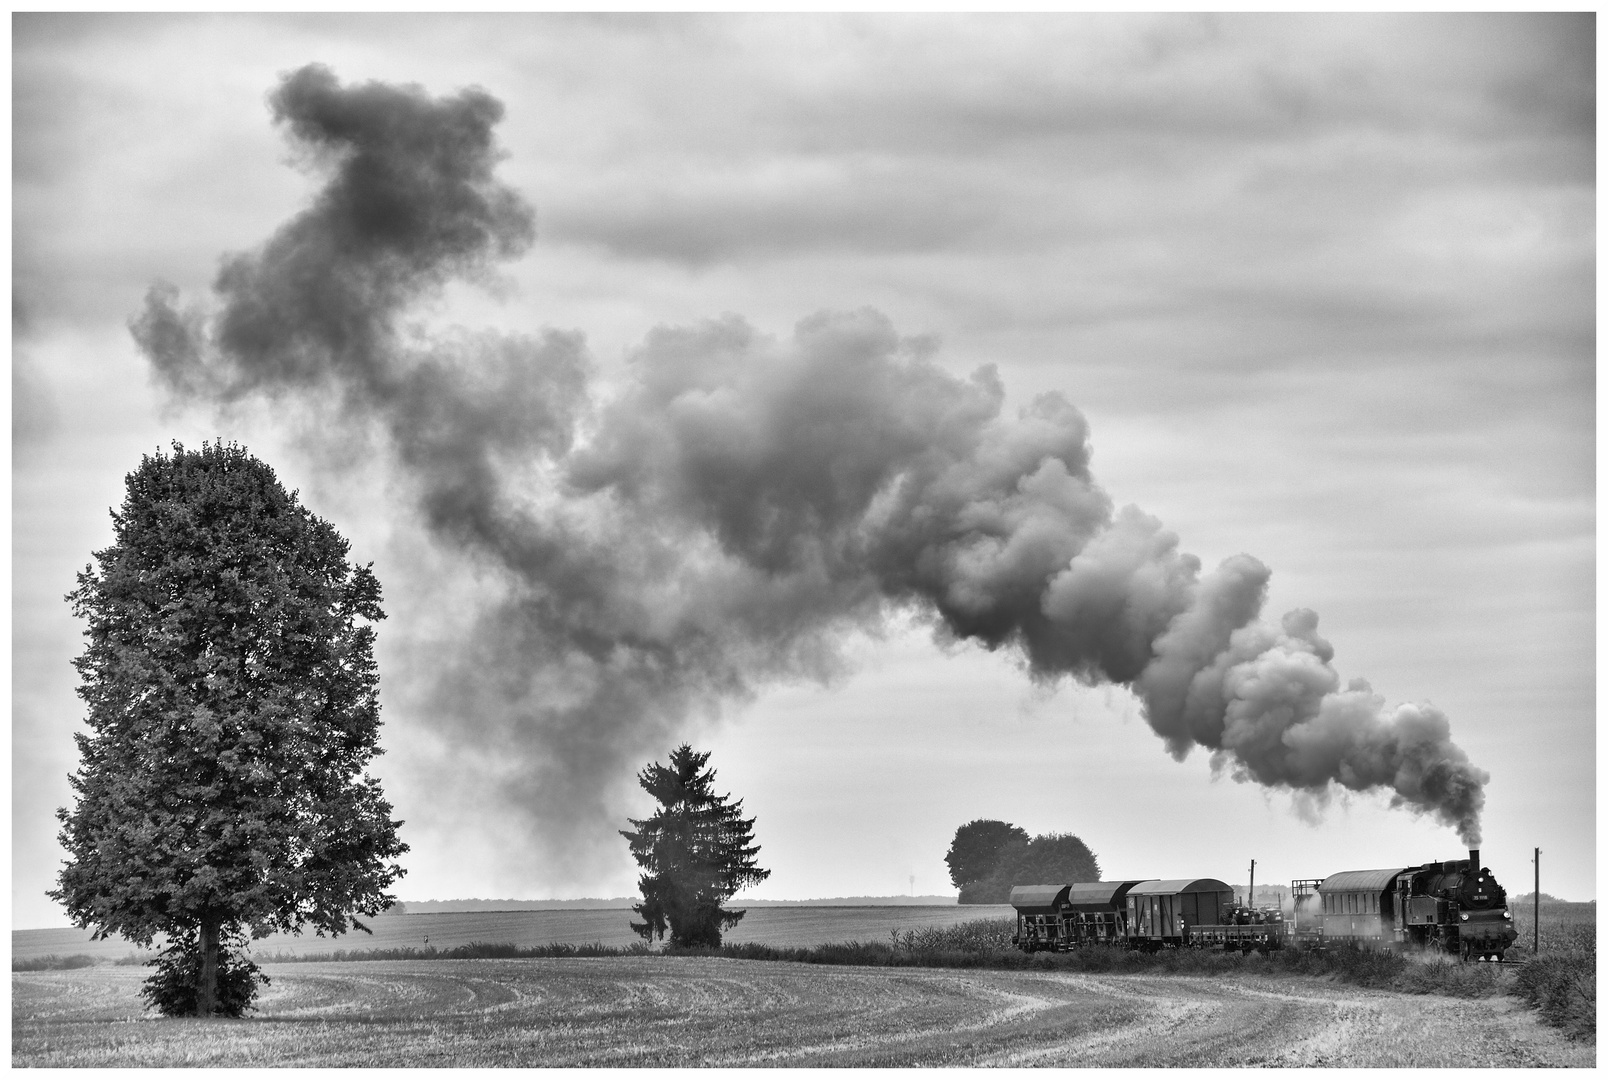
[13,13,1595,928]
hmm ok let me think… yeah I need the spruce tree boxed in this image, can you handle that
[620,745,769,947]
[52,442,407,1016]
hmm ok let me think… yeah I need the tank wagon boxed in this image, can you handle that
[1010,848,1516,961]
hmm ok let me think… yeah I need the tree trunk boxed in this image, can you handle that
[197,919,220,1017]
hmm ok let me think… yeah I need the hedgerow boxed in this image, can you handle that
[12,954,100,972]
[251,941,653,964]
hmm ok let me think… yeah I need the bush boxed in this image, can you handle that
[1391,954,1501,998]
[139,932,269,1017]
[1514,951,1596,1041]
[1306,943,1406,989]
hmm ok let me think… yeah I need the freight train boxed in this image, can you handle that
[1010,848,1516,961]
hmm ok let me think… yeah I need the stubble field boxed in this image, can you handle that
[13,955,1592,1068]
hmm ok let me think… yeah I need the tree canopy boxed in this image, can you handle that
[620,745,769,948]
[944,819,1029,890]
[51,442,407,1015]
[945,820,1101,904]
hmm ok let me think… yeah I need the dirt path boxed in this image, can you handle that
[13,958,1592,1067]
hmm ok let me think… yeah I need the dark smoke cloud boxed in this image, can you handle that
[133,65,1488,877]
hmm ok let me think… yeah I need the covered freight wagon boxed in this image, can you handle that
[1009,884,1074,951]
[1065,880,1145,943]
[1125,878,1235,946]
[1010,881,1147,952]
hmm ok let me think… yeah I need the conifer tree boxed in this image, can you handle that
[620,745,769,947]
[52,442,407,1016]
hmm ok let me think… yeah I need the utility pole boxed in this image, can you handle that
[1248,859,1256,910]
[1533,848,1541,955]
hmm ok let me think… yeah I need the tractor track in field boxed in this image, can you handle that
[13,956,1592,1068]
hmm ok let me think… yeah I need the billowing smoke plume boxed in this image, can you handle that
[133,65,1487,874]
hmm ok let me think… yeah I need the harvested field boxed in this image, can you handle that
[11,905,1014,965]
[12,957,1592,1068]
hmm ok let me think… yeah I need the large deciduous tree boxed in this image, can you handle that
[946,821,1101,904]
[620,745,769,948]
[51,442,408,1016]
[944,819,1029,892]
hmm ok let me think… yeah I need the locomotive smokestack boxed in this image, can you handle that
[1469,848,1480,875]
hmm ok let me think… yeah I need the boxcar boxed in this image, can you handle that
[1124,878,1235,948]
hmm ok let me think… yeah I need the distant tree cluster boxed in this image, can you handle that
[945,819,1101,904]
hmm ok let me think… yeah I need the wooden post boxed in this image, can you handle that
[1533,847,1541,956]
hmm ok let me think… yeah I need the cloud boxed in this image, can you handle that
[532,13,1591,274]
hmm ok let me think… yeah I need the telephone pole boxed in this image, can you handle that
[1533,848,1541,955]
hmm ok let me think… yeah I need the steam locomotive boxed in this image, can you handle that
[1010,848,1517,961]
